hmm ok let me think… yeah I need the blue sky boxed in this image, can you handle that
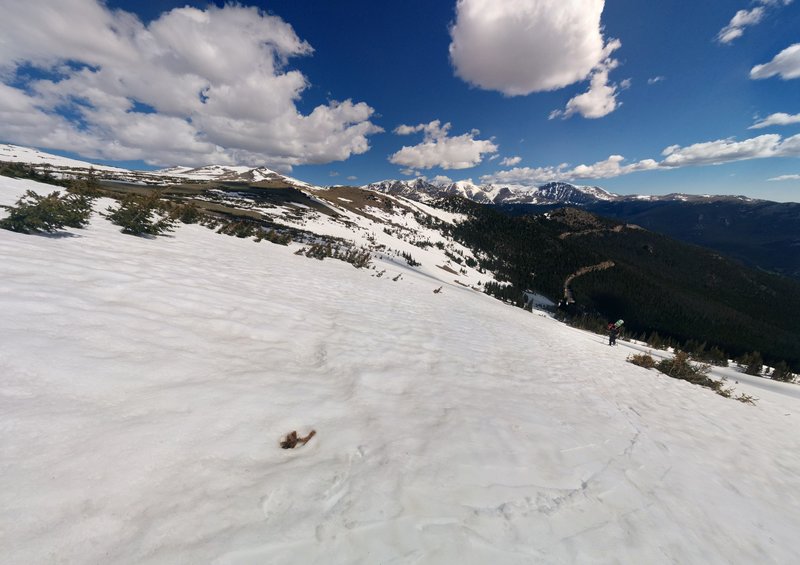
[0,1,799,201]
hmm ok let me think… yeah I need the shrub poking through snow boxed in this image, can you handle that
[656,351,712,384]
[628,352,657,369]
[401,251,420,267]
[105,192,175,236]
[295,243,371,268]
[736,393,758,405]
[254,228,292,245]
[217,220,256,238]
[644,351,758,405]
[0,190,93,234]
[172,202,202,224]
[654,350,755,403]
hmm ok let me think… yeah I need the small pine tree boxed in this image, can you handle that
[647,331,665,350]
[176,202,202,224]
[739,351,764,376]
[771,361,794,383]
[706,346,729,367]
[0,190,93,234]
[105,192,175,236]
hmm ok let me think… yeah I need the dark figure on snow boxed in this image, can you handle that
[608,324,619,346]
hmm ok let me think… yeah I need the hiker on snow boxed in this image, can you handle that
[608,320,622,346]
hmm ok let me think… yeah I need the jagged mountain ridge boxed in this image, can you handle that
[362,177,759,207]
[362,178,619,205]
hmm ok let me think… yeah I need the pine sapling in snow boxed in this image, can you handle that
[0,190,93,234]
[105,192,175,236]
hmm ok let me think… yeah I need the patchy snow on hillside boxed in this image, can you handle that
[1,177,800,564]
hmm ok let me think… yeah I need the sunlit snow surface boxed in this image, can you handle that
[1,177,799,564]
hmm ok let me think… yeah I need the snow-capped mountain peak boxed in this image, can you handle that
[536,182,620,204]
[363,178,619,206]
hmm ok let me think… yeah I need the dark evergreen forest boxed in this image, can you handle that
[440,198,800,369]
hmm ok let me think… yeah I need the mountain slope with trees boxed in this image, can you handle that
[446,200,800,368]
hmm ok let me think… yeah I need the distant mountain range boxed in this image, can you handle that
[363,177,799,280]
[2,142,797,278]
[362,177,760,207]
[0,142,763,206]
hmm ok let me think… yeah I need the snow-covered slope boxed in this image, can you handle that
[0,143,130,173]
[154,164,316,188]
[2,177,800,564]
[0,143,315,189]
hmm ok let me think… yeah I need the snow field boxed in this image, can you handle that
[1,177,799,564]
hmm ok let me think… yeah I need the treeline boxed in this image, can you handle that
[0,161,69,186]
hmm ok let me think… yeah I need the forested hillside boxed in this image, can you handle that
[501,200,800,281]
[446,200,800,368]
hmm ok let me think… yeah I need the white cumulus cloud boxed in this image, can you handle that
[749,112,800,129]
[389,120,498,170]
[751,43,800,80]
[482,155,658,184]
[717,1,793,44]
[481,133,800,185]
[550,41,628,120]
[449,0,616,97]
[0,0,382,169]
[717,7,765,44]
[500,156,522,166]
[659,134,799,167]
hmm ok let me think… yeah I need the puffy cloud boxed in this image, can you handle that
[500,156,522,166]
[751,43,800,80]
[481,133,800,185]
[389,120,498,170]
[749,112,800,129]
[550,42,628,120]
[659,134,799,167]
[717,1,793,44]
[449,0,616,96]
[0,1,381,169]
[647,76,665,85]
[768,174,800,181]
[717,7,765,44]
[482,155,658,184]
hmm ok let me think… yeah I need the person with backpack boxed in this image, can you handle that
[608,319,623,346]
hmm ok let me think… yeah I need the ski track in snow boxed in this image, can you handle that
[1,177,799,564]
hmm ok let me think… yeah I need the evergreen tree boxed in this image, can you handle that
[0,190,93,234]
[105,192,175,236]
[739,351,764,376]
[771,361,794,382]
